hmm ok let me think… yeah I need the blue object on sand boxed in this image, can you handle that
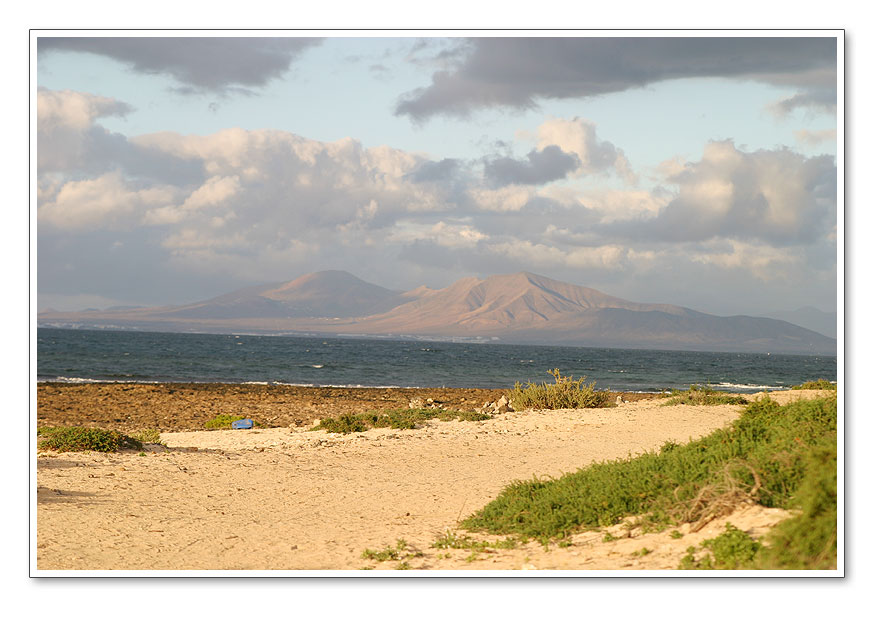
[232,418,254,430]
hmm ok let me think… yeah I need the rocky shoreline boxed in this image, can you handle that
[36,382,659,433]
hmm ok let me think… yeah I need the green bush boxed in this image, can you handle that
[37,427,143,453]
[205,414,245,430]
[752,441,838,569]
[461,395,837,571]
[661,384,749,406]
[508,369,613,410]
[679,523,761,569]
[129,428,162,444]
[791,379,837,391]
[312,408,491,434]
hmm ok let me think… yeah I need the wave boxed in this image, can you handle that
[39,376,161,384]
[711,382,787,391]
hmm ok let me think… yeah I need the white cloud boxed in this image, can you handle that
[535,117,636,183]
[793,128,837,148]
[488,238,627,270]
[37,88,132,132]
[39,172,178,230]
[689,239,802,281]
[388,221,486,249]
[468,185,533,212]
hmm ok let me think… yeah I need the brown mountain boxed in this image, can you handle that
[38,270,837,355]
[349,271,697,334]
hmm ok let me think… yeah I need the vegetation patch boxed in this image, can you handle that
[508,368,613,410]
[312,408,491,434]
[680,523,761,570]
[360,539,423,569]
[461,395,837,569]
[791,379,837,391]
[432,530,520,553]
[129,428,163,444]
[204,414,251,430]
[37,427,143,453]
[661,384,749,406]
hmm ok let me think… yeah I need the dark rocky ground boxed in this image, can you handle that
[37,382,659,432]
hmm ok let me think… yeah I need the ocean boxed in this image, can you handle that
[36,328,838,392]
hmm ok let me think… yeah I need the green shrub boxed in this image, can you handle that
[129,428,163,444]
[37,427,143,453]
[680,523,761,569]
[205,414,245,430]
[360,539,423,566]
[661,384,749,406]
[312,408,491,434]
[432,530,519,552]
[752,441,838,569]
[461,395,837,569]
[508,369,613,410]
[791,379,837,391]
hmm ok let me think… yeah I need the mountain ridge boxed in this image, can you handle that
[38,270,837,355]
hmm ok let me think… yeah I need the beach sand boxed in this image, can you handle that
[35,387,829,571]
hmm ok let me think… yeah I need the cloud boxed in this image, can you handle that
[39,171,178,230]
[37,88,132,131]
[407,158,461,183]
[395,37,837,121]
[38,37,323,94]
[37,88,205,185]
[599,140,836,247]
[793,128,837,147]
[483,145,580,186]
[37,91,836,315]
[534,117,635,183]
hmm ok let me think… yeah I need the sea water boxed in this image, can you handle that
[36,328,837,392]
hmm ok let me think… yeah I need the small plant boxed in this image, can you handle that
[632,548,652,557]
[508,369,613,410]
[37,427,143,453]
[679,523,761,570]
[432,530,519,553]
[130,428,163,444]
[670,530,684,539]
[661,384,749,406]
[205,414,246,430]
[313,408,491,434]
[316,413,370,434]
[791,379,836,391]
[360,539,423,566]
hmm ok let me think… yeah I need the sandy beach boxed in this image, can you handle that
[35,386,828,571]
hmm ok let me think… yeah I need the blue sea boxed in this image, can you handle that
[36,328,838,393]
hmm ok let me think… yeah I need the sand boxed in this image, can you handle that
[35,388,829,572]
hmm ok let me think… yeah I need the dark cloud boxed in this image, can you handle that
[395,37,837,121]
[407,158,461,183]
[483,145,581,186]
[40,124,204,186]
[38,37,323,94]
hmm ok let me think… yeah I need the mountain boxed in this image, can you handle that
[38,270,837,355]
[761,306,837,339]
[119,270,414,320]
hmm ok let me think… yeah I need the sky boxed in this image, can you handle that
[35,33,840,317]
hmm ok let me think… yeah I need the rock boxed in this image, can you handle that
[409,397,425,409]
